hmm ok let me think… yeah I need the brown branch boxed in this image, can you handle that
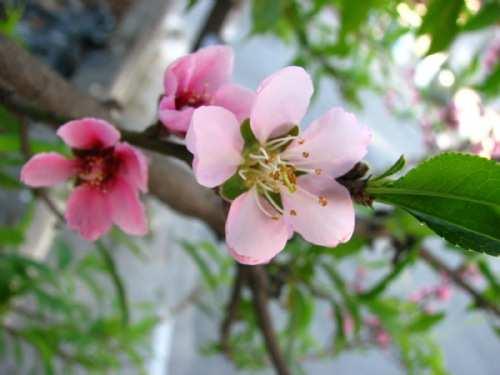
[220,266,245,357]
[420,248,500,317]
[246,266,291,375]
[191,0,235,51]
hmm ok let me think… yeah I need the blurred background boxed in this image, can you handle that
[0,0,499,374]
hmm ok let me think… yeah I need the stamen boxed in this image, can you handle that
[263,189,284,215]
[302,152,310,158]
[238,169,247,180]
[249,153,267,160]
[258,160,272,170]
[290,209,297,216]
[265,135,298,147]
[260,147,270,160]
[254,189,279,220]
[319,195,328,206]
[257,181,275,192]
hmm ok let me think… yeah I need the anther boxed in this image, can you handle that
[302,152,310,158]
[290,209,297,216]
[315,168,322,175]
[318,196,328,206]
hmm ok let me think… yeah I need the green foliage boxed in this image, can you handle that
[368,153,500,256]
[371,155,406,182]
[418,0,464,54]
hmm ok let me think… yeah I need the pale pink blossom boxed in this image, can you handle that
[375,330,391,349]
[434,284,452,302]
[187,66,371,264]
[21,118,148,241]
[158,45,255,135]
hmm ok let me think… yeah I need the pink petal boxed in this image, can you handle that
[158,97,194,134]
[226,189,289,265]
[57,118,120,150]
[282,175,355,247]
[188,45,234,95]
[108,177,148,236]
[20,153,77,187]
[282,108,372,177]
[114,142,149,193]
[250,66,313,143]
[186,106,243,188]
[212,84,255,122]
[65,185,112,241]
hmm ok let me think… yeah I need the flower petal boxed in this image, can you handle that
[20,153,77,187]
[158,97,194,134]
[114,142,149,193]
[282,107,372,177]
[186,106,243,188]
[282,175,355,247]
[226,189,289,265]
[188,45,234,95]
[250,66,313,143]
[65,185,112,241]
[57,118,120,150]
[212,84,255,122]
[108,177,148,236]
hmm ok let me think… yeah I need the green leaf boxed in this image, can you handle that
[368,153,500,256]
[418,0,464,54]
[476,64,500,98]
[407,312,445,332]
[371,155,405,182]
[251,0,285,34]
[220,172,248,201]
[462,2,500,31]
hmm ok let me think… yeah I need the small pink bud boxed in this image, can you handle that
[375,330,391,349]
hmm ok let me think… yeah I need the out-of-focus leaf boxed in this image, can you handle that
[181,241,218,290]
[407,312,445,332]
[0,169,22,189]
[359,249,417,300]
[418,0,464,54]
[476,64,500,98]
[368,153,500,256]
[0,226,24,245]
[251,0,285,34]
[463,2,500,31]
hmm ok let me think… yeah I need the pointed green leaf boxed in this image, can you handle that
[368,153,500,256]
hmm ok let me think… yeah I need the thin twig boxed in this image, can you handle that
[220,265,245,357]
[247,266,291,375]
[420,248,500,317]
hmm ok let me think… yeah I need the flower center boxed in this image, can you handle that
[76,148,118,189]
[175,90,208,110]
[238,135,326,220]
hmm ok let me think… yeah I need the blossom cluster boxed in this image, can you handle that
[20,45,371,265]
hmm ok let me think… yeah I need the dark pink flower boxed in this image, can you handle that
[187,66,371,264]
[21,118,148,241]
[158,45,255,136]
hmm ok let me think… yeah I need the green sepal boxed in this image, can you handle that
[220,172,248,201]
[240,119,259,149]
[371,155,406,183]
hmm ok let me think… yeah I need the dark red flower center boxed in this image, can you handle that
[175,91,208,110]
[75,148,119,189]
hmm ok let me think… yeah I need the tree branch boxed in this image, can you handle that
[246,266,291,375]
[220,265,245,357]
[419,248,500,317]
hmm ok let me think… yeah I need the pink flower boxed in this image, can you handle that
[21,118,148,241]
[158,45,255,136]
[187,66,371,264]
[434,284,452,302]
[343,314,354,336]
[375,330,391,349]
